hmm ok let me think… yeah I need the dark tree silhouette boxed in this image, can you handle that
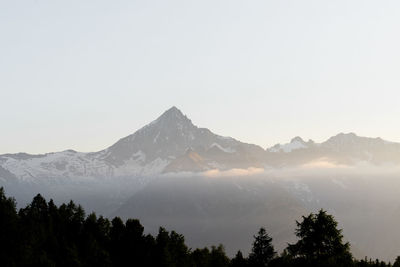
[248,227,276,267]
[0,187,396,267]
[209,245,230,267]
[230,250,248,267]
[288,209,352,266]
[0,187,19,267]
[393,256,400,267]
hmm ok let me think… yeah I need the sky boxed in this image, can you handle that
[1,0,400,154]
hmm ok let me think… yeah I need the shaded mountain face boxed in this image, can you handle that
[320,133,400,163]
[112,172,400,261]
[0,107,265,180]
[99,106,266,172]
[114,175,308,256]
[1,106,400,181]
[267,132,400,166]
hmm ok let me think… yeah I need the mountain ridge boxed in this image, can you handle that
[1,107,400,181]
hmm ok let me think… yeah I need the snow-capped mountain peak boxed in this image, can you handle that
[290,136,306,144]
[95,107,264,171]
[268,136,309,153]
[2,107,400,182]
[145,106,194,131]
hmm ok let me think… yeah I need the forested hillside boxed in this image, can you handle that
[0,187,398,267]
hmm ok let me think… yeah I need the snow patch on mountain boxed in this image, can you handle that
[209,143,236,153]
[2,107,400,182]
[268,137,308,153]
[1,150,109,181]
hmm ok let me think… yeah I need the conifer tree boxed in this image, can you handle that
[248,227,276,267]
[288,209,352,266]
[393,256,400,267]
[230,250,247,267]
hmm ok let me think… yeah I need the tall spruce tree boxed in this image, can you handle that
[248,227,276,267]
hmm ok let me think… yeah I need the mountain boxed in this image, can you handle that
[0,107,265,181]
[267,136,315,153]
[98,106,265,172]
[266,132,400,167]
[1,107,400,182]
[2,106,400,261]
[320,132,400,164]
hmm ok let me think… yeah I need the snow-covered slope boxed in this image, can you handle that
[267,137,314,153]
[0,107,265,181]
[2,107,400,182]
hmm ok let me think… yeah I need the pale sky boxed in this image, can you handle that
[1,0,400,154]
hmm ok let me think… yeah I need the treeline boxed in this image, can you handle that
[0,187,399,267]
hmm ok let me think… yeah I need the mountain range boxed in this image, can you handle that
[1,106,400,182]
[2,106,400,262]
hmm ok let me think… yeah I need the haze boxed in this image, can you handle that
[1,0,400,154]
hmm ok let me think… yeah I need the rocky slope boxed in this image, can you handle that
[1,107,400,182]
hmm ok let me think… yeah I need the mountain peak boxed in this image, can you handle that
[336,132,358,137]
[162,106,183,116]
[321,132,366,150]
[154,106,191,125]
[268,136,308,153]
[325,132,359,143]
[290,136,305,143]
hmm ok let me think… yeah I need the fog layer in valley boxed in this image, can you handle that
[3,163,400,262]
[2,108,400,261]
